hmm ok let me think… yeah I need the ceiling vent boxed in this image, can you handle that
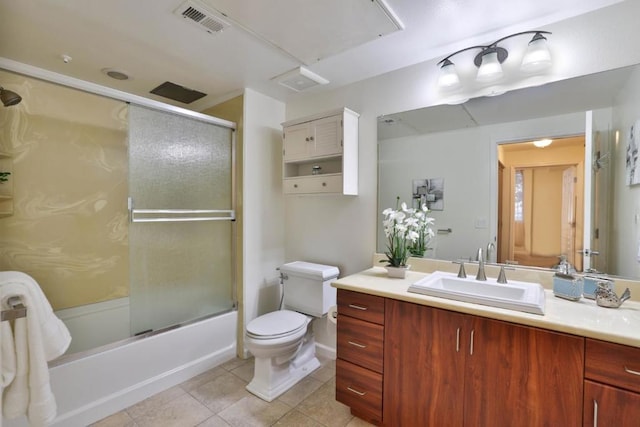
[173,0,230,35]
[150,81,207,104]
[273,67,329,92]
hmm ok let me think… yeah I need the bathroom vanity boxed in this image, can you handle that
[332,267,640,427]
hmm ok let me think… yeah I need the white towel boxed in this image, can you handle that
[0,271,72,426]
[0,314,16,427]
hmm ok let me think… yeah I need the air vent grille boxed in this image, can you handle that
[174,1,230,35]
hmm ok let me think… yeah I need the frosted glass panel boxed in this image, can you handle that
[128,105,234,335]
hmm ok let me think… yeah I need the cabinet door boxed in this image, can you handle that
[311,115,342,158]
[384,300,467,427]
[283,122,311,161]
[584,380,640,427]
[464,317,584,427]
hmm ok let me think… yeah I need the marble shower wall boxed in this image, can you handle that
[0,69,129,310]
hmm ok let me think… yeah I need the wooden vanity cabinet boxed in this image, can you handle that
[383,299,584,427]
[584,339,640,426]
[335,290,385,425]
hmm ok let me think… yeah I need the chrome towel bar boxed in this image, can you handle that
[1,296,26,322]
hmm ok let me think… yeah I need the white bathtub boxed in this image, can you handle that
[4,310,238,427]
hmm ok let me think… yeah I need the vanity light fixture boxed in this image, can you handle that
[533,138,553,148]
[437,31,552,89]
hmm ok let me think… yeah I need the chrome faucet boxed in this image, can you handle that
[476,248,487,281]
[486,241,496,263]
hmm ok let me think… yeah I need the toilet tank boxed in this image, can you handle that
[280,261,339,317]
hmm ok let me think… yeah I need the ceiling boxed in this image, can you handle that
[0,0,622,111]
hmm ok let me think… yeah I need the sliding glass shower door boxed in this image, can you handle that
[128,105,235,336]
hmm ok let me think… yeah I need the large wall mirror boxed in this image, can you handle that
[378,63,640,281]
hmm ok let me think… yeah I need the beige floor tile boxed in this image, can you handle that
[218,395,291,427]
[197,414,232,426]
[296,378,354,427]
[127,386,186,419]
[277,376,324,407]
[134,393,213,427]
[189,372,251,413]
[230,360,255,383]
[90,410,137,427]
[310,359,336,383]
[272,410,324,427]
[220,356,253,372]
[180,366,228,392]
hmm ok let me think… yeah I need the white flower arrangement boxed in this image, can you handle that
[381,197,435,267]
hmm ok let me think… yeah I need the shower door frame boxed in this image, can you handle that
[0,58,239,356]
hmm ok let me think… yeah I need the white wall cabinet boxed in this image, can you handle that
[282,108,358,195]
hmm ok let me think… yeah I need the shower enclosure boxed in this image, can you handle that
[128,104,236,336]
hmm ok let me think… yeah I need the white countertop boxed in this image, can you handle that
[332,267,640,348]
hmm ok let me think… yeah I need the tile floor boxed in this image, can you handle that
[91,357,374,427]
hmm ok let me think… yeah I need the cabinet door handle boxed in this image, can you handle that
[469,330,475,355]
[593,399,598,427]
[456,327,460,353]
[348,341,366,348]
[347,387,366,396]
[348,304,368,311]
[624,366,640,376]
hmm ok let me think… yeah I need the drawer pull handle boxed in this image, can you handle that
[624,366,640,376]
[456,327,460,353]
[469,330,475,356]
[348,304,368,311]
[348,341,366,348]
[347,387,367,396]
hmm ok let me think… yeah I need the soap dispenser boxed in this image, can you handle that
[552,255,583,301]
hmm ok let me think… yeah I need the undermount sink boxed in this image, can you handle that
[408,271,546,315]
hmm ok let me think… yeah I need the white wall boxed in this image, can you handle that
[283,1,640,277]
[242,89,286,342]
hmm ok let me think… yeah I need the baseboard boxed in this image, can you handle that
[315,342,336,360]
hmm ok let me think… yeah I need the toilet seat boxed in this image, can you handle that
[246,310,308,340]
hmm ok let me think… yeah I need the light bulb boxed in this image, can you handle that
[521,34,552,72]
[476,51,503,82]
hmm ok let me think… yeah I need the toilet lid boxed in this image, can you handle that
[246,310,308,339]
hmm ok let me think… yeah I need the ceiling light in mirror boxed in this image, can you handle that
[533,138,553,148]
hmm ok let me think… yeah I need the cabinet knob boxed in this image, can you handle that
[305,137,310,142]
[322,182,327,187]
[294,184,298,188]
[309,136,314,141]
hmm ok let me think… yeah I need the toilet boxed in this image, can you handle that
[245,261,339,402]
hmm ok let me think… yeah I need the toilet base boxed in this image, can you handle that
[246,336,320,402]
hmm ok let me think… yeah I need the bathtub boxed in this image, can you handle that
[4,310,237,427]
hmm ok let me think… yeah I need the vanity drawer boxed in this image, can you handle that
[585,339,640,393]
[336,358,383,424]
[337,314,384,373]
[337,289,384,325]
